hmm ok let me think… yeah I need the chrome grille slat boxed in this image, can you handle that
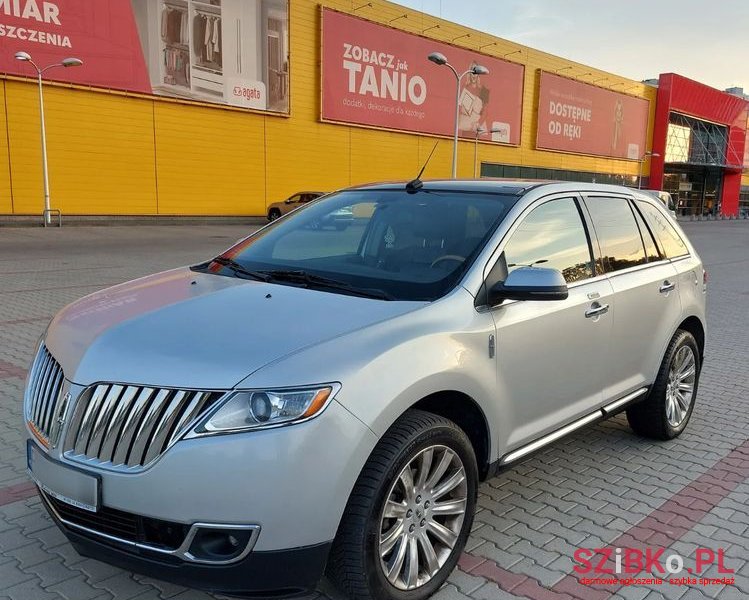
[142,391,188,465]
[126,389,171,467]
[73,385,110,455]
[32,354,53,424]
[98,386,140,463]
[110,387,155,465]
[86,385,125,457]
[167,392,209,447]
[27,350,45,422]
[24,345,66,446]
[64,385,223,470]
[41,365,64,434]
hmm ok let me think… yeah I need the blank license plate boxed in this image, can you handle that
[27,441,99,512]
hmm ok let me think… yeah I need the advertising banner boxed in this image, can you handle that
[0,0,289,113]
[536,71,649,160]
[321,8,524,145]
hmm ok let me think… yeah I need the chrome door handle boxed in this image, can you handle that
[659,281,676,294]
[585,303,609,318]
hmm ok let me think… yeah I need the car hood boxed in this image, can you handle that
[45,267,424,389]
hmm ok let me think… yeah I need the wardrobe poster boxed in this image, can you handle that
[321,8,524,144]
[0,0,290,114]
[536,72,649,160]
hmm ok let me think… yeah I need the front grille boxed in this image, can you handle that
[25,345,66,446]
[41,491,189,551]
[64,385,223,469]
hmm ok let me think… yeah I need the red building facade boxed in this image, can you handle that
[650,74,748,216]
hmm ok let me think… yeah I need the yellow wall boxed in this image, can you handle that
[0,0,658,216]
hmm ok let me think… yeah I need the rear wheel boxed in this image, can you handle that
[627,329,701,440]
[328,410,477,600]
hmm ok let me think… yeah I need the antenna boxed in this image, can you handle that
[406,142,439,193]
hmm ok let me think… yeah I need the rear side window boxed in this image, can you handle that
[636,201,689,258]
[585,197,647,272]
[500,197,594,283]
[631,204,661,262]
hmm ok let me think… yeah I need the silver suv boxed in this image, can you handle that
[25,181,706,600]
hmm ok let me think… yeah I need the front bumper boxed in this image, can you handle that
[41,490,330,597]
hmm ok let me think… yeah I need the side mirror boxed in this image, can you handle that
[488,266,568,304]
[284,199,293,204]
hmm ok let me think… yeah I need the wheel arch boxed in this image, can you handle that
[411,391,492,480]
[677,315,705,361]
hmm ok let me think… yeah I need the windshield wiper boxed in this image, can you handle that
[209,257,272,282]
[261,270,394,300]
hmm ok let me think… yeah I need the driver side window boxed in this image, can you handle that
[491,198,594,287]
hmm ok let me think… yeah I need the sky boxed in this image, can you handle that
[394,0,749,93]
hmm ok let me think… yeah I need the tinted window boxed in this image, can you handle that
[636,201,688,258]
[631,203,661,262]
[205,190,516,301]
[585,197,647,272]
[501,198,594,283]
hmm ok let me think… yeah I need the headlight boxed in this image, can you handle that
[190,384,340,435]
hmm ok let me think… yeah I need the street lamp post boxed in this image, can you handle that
[427,52,489,178]
[473,127,503,178]
[638,150,660,190]
[14,51,83,225]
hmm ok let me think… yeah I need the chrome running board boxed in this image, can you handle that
[500,387,648,466]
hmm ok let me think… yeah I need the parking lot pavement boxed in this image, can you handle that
[0,221,747,600]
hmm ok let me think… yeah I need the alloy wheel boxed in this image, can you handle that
[378,445,468,590]
[665,345,696,427]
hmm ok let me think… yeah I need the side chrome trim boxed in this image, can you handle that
[500,387,649,466]
[41,492,260,565]
[601,387,648,415]
[500,412,600,465]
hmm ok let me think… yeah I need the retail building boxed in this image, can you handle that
[0,0,746,218]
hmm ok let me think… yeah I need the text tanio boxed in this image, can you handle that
[342,43,426,106]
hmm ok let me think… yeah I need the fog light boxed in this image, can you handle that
[187,527,255,562]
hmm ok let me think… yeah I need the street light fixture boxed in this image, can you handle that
[14,51,83,225]
[428,52,489,178]
[473,126,503,178]
[638,150,660,189]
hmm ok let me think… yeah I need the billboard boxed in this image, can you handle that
[0,0,289,113]
[321,8,524,145]
[536,71,649,160]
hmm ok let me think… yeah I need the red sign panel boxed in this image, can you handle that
[0,0,290,113]
[536,72,649,160]
[321,9,524,145]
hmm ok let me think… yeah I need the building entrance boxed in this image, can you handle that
[663,165,723,217]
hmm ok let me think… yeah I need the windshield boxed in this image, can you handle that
[201,189,516,301]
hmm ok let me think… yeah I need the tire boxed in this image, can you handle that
[335,222,348,231]
[268,209,281,221]
[626,329,701,440]
[327,410,478,600]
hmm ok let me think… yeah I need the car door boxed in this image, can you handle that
[581,194,682,401]
[486,195,615,449]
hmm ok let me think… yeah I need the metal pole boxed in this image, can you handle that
[473,129,480,178]
[452,72,461,178]
[638,158,644,189]
[37,70,51,225]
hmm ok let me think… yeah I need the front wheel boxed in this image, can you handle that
[268,208,281,221]
[328,410,477,600]
[627,329,701,440]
